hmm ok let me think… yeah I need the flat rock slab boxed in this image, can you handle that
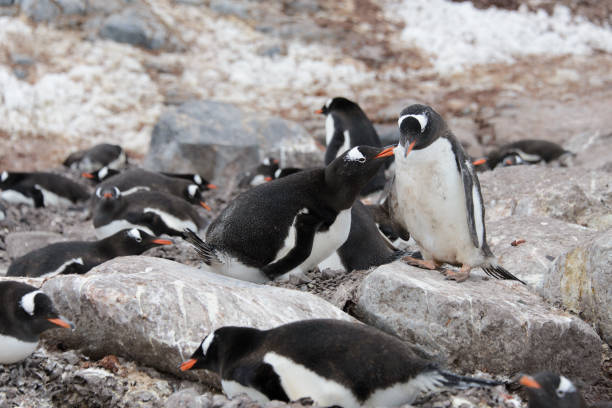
[354,262,602,382]
[487,216,598,288]
[480,166,612,230]
[6,231,68,260]
[542,229,612,345]
[41,256,353,386]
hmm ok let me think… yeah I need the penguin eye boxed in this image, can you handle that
[556,389,565,398]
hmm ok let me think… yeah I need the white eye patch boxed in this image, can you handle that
[193,174,202,185]
[201,333,215,355]
[325,98,333,109]
[398,114,428,133]
[98,167,109,180]
[1,171,7,182]
[263,158,271,166]
[20,290,43,316]
[127,228,142,241]
[344,147,366,162]
[557,376,576,395]
[95,187,103,198]
[188,184,198,198]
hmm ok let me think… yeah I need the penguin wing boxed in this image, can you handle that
[231,362,289,402]
[324,122,346,165]
[456,149,485,249]
[125,211,166,235]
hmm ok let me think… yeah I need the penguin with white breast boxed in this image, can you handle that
[160,172,216,190]
[90,168,212,210]
[390,104,523,283]
[0,281,73,364]
[238,157,280,188]
[180,319,502,407]
[519,372,589,408]
[473,139,573,171]
[63,143,126,172]
[7,228,172,278]
[184,145,394,283]
[92,186,206,239]
[0,171,90,208]
[316,97,388,196]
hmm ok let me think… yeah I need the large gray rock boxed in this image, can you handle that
[99,7,167,50]
[541,229,612,345]
[480,166,612,230]
[20,0,60,21]
[487,216,598,288]
[145,100,320,186]
[42,256,352,386]
[354,262,602,382]
[6,231,68,260]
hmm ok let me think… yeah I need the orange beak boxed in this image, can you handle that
[519,375,541,389]
[180,358,197,371]
[103,193,113,198]
[48,318,73,329]
[273,159,279,164]
[505,159,513,165]
[152,239,172,245]
[472,158,487,166]
[374,146,395,159]
[264,176,273,182]
[404,140,416,157]
[314,109,323,114]
[81,172,94,179]
[206,184,217,190]
[200,201,211,211]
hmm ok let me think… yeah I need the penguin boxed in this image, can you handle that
[0,171,90,208]
[89,168,212,210]
[7,228,172,278]
[180,319,502,407]
[0,281,73,364]
[238,157,280,188]
[519,372,588,408]
[389,104,523,283]
[473,140,573,171]
[0,201,6,222]
[184,145,394,283]
[316,97,388,196]
[83,167,217,191]
[80,166,120,183]
[92,186,206,239]
[63,143,126,172]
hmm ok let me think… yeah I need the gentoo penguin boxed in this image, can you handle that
[473,139,573,171]
[0,171,90,208]
[389,104,523,283]
[92,186,206,239]
[519,372,588,408]
[89,168,212,209]
[180,319,502,407]
[83,167,217,191]
[316,97,387,195]
[7,228,172,278]
[184,145,394,283]
[238,157,280,188]
[63,143,126,172]
[0,281,73,364]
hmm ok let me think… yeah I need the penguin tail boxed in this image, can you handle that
[438,370,504,389]
[183,229,220,265]
[482,263,525,284]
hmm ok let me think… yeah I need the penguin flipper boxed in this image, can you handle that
[482,263,525,284]
[437,369,503,389]
[183,229,221,265]
[232,363,290,403]
[261,212,322,280]
[457,153,484,249]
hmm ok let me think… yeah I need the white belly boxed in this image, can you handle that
[209,257,270,284]
[394,139,482,265]
[35,185,74,207]
[0,334,38,364]
[143,208,197,233]
[0,190,35,206]
[95,219,154,239]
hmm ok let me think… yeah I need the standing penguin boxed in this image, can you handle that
[0,281,73,364]
[519,372,589,408]
[92,186,206,239]
[316,97,387,195]
[389,104,523,283]
[63,143,126,172]
[184,145,393,283]
[0,171,90,208]
[180,319,502,407]
[7,228,172,278]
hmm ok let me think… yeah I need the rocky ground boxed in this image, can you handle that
[1,0,612,407]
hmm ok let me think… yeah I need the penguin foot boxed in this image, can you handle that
[444,265,471,283]
[402,256,438,270]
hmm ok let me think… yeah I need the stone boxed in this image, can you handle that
[486,216,598,288]
[565,129,612,173]
[56,0,87,15]
[164,388,212,408]
[0,0,15,6]
[41,256,353,386]
[6,231,68,260]
[145,100,319,186]
[20,0,60,22]
[541,229,612,345]
[354,262,602,382]
[99,7,167,50]
[479,166,612,229]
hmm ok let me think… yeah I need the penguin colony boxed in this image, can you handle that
[0,99,597,407]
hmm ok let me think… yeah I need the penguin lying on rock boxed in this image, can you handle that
[63,143,126,172]
[473,139,573,171]
[180,319,503,407]
[0,281,73,364]
[0,171,90,208]
[383,104,524,283]
[184,145,393,283]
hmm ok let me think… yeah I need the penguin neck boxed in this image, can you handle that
[322,168,361,211]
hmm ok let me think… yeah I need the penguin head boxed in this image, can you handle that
[110,228,172,254]
[257,157,280,182]
[502,154,525,167]
[315,97,359,116]
[191,173,217,190]
[183,184,211,211]
[82,166,118,182]
[180,330,223,373]
[520,372,587,408]
[11,284,74,338]
[95,185,121,201]
[397,104,446,157]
